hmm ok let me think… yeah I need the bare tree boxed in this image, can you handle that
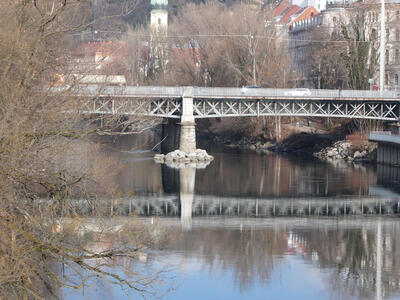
[166,2,290,87]
[161,2,290,141]
[341,6,378,90]
[0,1,168,298]
[308,29,349,89]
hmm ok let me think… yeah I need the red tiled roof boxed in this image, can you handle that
[75,41,127,57]
[279,5,301,24]
[273,0,292,17]
[288,6,321,27]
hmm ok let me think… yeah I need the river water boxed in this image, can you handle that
[63,134,400,300]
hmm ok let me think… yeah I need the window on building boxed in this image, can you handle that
[371,28,377,40]
[385,74,388,85]
[158,18,161,25]
[333,16,337,22]
[396,49,399,63]
[386,29,389,40]
[396,29,400,41]
[386,50,389,65]
[395,74,399,86]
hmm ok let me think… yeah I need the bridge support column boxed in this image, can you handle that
[179,87,196,152]
[179,122,196,151]
[154,87,213,166]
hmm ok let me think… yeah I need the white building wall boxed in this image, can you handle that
[151,10,168,32]
[309,0,327,11]
[292,0,327,11]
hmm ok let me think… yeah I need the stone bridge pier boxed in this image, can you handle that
[161,87,196,153]
[179,87,196,152]
[157,87,213,164]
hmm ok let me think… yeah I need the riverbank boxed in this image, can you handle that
[198,122,377,164]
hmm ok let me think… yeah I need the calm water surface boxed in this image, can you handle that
[63,134,400,300]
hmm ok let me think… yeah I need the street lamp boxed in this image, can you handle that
[379,0,386,95]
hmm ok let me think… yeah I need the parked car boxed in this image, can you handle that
[241,85,261,94]
[284,88,311,97]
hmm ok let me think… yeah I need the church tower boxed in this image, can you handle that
[150,0,168,33]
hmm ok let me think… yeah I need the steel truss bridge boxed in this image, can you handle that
[73,85,400,121]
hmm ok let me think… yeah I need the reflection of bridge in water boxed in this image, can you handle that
[72,188,400,231]
[109,194,400,218]
[79,163,400,226]
[105,164,399,222]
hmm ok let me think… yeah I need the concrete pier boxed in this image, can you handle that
[155,87,213,167]
[179,122,196,152]
[179,87,196,152]
[160,87,197,153]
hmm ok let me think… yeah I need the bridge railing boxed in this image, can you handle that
[193,87,399,99]
[72,85,184,97]
[64,85,399,99]
[122,86,184,97]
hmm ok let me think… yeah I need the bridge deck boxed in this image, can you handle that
[72,85,399,100]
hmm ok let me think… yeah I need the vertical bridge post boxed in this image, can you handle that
[179,87,196,151]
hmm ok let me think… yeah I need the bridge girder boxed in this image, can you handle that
[81,97,400,121]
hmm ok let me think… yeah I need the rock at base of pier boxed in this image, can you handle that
[154,149,214,169]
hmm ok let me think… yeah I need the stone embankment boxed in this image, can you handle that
[154,149,214,169]
[212,135,273,151]
[200,131,377,164]
[314,141,377,163]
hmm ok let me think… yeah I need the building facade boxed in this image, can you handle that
[292,0,327,12]
[289,8,347,87]
[367,2,400,90]
[289,1,400,90]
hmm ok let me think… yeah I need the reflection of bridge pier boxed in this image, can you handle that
[376,220,382,300]
[179,167,196,230]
